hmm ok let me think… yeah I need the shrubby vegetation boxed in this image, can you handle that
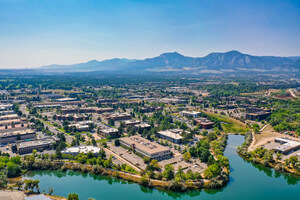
[269,99,300,134]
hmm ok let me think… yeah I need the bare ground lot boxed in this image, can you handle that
[0,190,25,200]
[249,125,300,151]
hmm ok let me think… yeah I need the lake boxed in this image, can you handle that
[23,135,300,200]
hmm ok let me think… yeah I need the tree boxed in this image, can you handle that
[108,119,115,126]
[89,123,95,131]
[204,163,221,179]
[146,159,161,171]
[15,180,23,190]
[24,179,40,192]
[139,175,150,187]
[114,139,120,146]
[98,149,106,159]
[143,156,151,164]
[162,164,174,180]
[87,151,94,159]
[103,156,113,168]
[68,193,79,200]
[71,139,77,147]
[0,173,8,188]
[252,123,260,134]
[91,138,97,146]
[286,156,298,167]
[183,152,191,162]
[48,187,54,195]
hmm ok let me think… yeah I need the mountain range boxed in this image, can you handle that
[41,50,300,74]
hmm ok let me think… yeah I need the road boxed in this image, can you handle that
[289,88,297,98]
[20,104,75,144]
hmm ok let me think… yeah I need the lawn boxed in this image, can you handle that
[203,111,249,134]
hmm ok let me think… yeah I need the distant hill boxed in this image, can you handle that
[40,50,300,74]
[41,58,135,72]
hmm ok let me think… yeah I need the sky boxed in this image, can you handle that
[0,0,299,68]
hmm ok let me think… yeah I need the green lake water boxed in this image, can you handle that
[23,135,300,200]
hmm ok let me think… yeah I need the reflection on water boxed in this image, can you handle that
[23,135,300,200]
[243,157,300,185]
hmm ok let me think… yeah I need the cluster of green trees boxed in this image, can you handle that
[189,139,211,163]
[269,99,300,134]
[0,155,22,178]
[238,133,300,174]
[237,132,252,156]
[24,179,40,193]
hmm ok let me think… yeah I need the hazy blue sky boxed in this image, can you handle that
[0,0,299,68]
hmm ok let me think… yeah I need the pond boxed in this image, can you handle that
[23,135,300,200]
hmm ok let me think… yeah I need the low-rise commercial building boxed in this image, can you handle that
[55,98,77,102]
[0,119,21,127]
[217,104,236,109]
[100,128,118,138]
[103,113,132,121]
[124,119,141,127]
[0,110,14,116]
[56,114,89,121]
[120,135,171,160]
[134,123,151,130]
[157,129,184,144]
[245,107,271,121]
[61,107,114,114]
[97,99,118,104]
[68,121,93,131]
[180,111,201,118]
[0,104,13,110]
[0,129,36,144]
[0,114,19,121]
[160,98,186,104]
[61,146,101,156]
[16,137,57,155]
[139,106,162,113]
[33,101,84,108]
[273,138,300,155]
[195,118,215,129]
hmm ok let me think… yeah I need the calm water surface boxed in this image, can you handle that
[23,135,300,200]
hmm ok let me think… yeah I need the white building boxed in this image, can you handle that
[180,111,201,118]
[157,129,184,144]
[61,146,101,156]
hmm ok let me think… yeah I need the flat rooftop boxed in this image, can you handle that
[0,114,19,120]
[61,146,101,154]
[180,111,201,115]
[0,129,35,138]
[158,129,183,140]
[17,138,56,148]
[101,128,118,133]
[120,135,169,154]
[274,138,300,152]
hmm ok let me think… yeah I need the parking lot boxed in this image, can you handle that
[107,140,207,173]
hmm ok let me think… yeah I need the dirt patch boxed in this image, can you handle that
[249,125,300,151]
[0,190,25,200]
